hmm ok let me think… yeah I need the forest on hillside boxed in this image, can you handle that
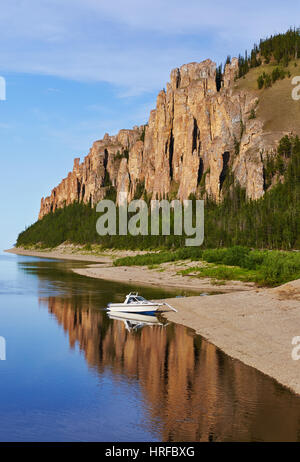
[17,135,300,251]
[237,27,300,77]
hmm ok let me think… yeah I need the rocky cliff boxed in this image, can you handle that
[39,58,286,220]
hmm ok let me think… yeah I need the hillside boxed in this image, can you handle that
[235,58,300,135]
[17,131,300,250]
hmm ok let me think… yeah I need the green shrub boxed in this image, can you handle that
[114,246,300,287]
[258,252,300,285]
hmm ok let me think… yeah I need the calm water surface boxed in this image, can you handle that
[1,253,300,442]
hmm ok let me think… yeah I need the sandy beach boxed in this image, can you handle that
[161,279,300,394]
[73,262,254,293]
[6,246,300,395]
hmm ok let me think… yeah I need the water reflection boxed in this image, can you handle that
[18,258,300,441]
[107,312,167,332]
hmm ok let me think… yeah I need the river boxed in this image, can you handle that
[0,253,300,442]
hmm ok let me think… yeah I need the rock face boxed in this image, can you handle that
[39,58,282,220]
[39,128,143,218]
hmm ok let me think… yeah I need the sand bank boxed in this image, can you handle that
[161,279,300,394]
[73,262,254,293]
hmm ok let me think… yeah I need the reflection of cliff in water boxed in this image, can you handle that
[39,293,300,442]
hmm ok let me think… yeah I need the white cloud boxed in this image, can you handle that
[74,0,299,37]
[0,1,299,95]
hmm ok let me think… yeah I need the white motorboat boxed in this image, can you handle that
[107,292,177,313]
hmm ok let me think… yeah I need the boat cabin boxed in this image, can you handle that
[125,293,148,304]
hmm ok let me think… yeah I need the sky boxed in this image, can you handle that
[0,0,299,250]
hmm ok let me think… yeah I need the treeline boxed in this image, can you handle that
[204,135,300,250]
[17,135,300,251]
[17,202,101,248]
[237,46,261,78]
[260,28,300,65]
[216,28,300,87]
[237,27,300,79]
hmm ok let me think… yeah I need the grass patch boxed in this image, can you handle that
[179,264,258,283]
[147,264,160,270]
[113,247,204,267]
[235,59,300,136]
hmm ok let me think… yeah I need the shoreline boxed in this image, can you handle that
[5,246,254,293]
[4,246,113,263]
[161,279,300,395]
[6,246,300,395]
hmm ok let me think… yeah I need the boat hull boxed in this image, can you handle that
[107,303,161,313]
[108,312,162,324]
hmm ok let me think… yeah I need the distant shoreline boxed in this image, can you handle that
[5,246,254,293]
[4,246,113,263]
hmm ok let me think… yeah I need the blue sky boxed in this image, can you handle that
[0,0,299,250]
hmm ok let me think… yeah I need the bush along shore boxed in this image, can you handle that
[113,246,300,288]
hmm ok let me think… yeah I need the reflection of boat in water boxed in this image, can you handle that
[108,311,168,332]
[107,292,176,314]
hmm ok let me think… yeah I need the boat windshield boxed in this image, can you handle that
[127,295,148,304]
[135,296,147,302]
